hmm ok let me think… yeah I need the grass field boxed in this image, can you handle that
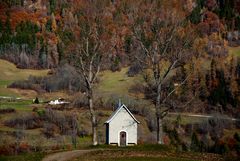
[0,152,45,161]
[229,46,240,56]
[75,145,223,161]
[97,68,142,96]
[0,59,48,97]
[0,99,33,111]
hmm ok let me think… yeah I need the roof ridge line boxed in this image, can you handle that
[105,104,140,124]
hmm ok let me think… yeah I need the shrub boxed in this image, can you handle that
[223,152,239,161]
[0,108,16,114]
[234,133,240,142]
[213,140,230,154]
[43,123,60,138]
[72,94,88,108]
[78,130,88,137]
[43,109,79,135]
[190,132,202,152]
[41,64,86,92]
[127,62,142,77]
[146,112,157,132]
[235,142,240,155]
[95,94,119,110]
[4,113,42,129]
[32,107,38,112]
[36,109,45,117]
[8,80,36,90]
[118,95,151,116]
[128,82,145,95]
[34,97,39,104]
[0,135,16,155]
[8,64,86,93]
[18,142,31,153]
[110,57,122,72]
[0,144,15,155]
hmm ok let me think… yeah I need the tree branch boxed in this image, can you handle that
[162,71,191,104]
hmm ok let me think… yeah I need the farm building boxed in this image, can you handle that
[105,102,140,146]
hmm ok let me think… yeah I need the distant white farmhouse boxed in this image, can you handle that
[105,103,140,146]
[48,98,70,105]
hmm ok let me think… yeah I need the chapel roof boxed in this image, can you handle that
[105,104,140,124]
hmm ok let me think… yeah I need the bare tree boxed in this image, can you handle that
[70,4,110,145]
[130,1,196,144]
[71,114,78,148]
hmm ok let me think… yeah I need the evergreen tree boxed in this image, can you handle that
[199,71,209,101]
[210,58,217,90]
[168,128,181,148]
[14,21,39,49]
[236,16,240,31]
[234,133,240,142]
[34,97,39,104]
[49,0,57,14]
[0,15,12,44]
[191,132,201,152]
[188,0,204,24]
[0,20,3,33]
[213,140,229,154]
[215,0,235,30]
[234,133,240,155]
[124,35,132,54]
[5,16,12,35]
[217,0,234,20]
[46,19,52,32]
[39,45,47,68]
[57,43,64,63]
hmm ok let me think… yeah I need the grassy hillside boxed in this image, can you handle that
[97,46,240,98]
[97,68,142,97]
[229,46,240,56]
[0,59,49,97]
[0,59,140,98]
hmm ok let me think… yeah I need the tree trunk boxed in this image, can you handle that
[157,115,164,144]
[91,114,97,145]
[156,84,164,144]
[88,89,98,145]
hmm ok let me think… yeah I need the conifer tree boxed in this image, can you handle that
[49,0,57,14]
[5,16,12,35]
[191,132,201,152]
[189,0,204,24]
[0,20,3,33]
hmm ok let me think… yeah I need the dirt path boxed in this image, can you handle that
[42,149,96,161]
[169,112,239,121]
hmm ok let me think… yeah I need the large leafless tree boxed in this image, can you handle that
[130,1,196,144]
[70,3,110,145]
[75,25,102,145]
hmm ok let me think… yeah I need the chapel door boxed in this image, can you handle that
[120,131,127,146]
